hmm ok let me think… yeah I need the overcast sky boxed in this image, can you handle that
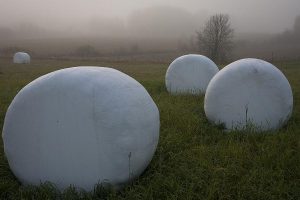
[0,0,299,38]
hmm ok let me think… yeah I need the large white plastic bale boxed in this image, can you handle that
[2,67,160,191]
[165,54,219,94]
[13,52,30,64]
[204,58,293,131]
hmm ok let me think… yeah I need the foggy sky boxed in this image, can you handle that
[0,0,299,39]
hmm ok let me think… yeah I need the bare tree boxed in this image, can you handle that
[197,14,234,63]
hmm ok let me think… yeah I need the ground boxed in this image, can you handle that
[0,58,299,199]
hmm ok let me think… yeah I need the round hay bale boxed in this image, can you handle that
[3,67,159,191]
[204,58,293,131]
[13,52,30,64]
[165,54,219,94]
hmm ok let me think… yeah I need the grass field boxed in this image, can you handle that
[0,58,299,199]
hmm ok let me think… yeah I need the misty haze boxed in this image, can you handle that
[0,0,299,61]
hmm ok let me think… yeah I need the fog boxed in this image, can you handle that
[0,0,299,60]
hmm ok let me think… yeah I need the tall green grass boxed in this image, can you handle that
[0,58,299,199]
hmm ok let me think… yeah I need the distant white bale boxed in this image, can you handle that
[13,52,30,64]
[2,67,159,191]
[165,54,219,95]
[204,58,293,131]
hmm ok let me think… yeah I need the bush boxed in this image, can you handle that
[73,45,99,57]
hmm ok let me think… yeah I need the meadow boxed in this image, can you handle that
[0,58,299,199]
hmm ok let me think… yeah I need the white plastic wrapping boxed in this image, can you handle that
[13,52,30,64]
[204,58,293,131]
[2,66,160,191]
[165,54,219,94]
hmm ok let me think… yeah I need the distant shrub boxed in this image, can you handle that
[73,45,99,57]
